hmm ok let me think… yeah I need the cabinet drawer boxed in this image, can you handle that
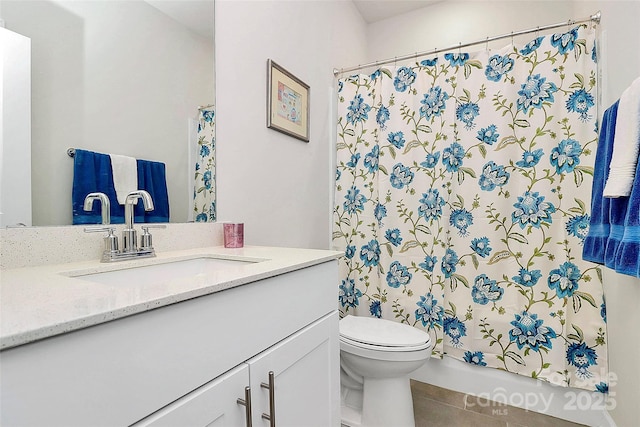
[0,261,338,426]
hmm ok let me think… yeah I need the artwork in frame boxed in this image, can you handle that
[267,59,310,142]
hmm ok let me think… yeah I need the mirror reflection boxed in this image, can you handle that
[0,0,215,226]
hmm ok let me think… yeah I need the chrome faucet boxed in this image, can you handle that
[83,192,111,224]
[122,190,154,253]
[84,190,165,262]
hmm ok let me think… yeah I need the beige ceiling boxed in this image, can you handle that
[352,0,443,24]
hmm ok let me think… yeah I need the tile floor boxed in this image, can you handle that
[411,380,587,427]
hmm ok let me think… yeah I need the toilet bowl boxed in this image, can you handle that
[339,315,432,427]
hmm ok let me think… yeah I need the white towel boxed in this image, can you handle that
[603,77,640,198]
[109,154,138,205]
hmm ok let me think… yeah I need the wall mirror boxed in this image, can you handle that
[1,0,215,226]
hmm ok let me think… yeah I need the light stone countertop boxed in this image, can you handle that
[0,246,342,350]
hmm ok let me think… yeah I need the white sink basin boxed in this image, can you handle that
[71,256,262,287]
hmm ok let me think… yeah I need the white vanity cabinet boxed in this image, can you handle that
[135,313,337,427]
[0,260,340,427]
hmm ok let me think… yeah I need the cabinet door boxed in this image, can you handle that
[248,312,340,427]
[133,364,251,427]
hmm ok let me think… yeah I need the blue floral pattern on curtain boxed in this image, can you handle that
[333,25,608,391]
[193,108,216,222]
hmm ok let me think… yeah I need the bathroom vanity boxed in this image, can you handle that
[0,245,342,426]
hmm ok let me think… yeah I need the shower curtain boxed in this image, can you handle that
[333,24,608,392]
[193,108,216,222]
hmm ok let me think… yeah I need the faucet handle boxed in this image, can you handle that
[141,224,167,230]
[84,226,115,233]
[140,224,166,250]
[84,226,119,255]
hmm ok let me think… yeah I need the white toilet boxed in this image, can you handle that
[339,315,432,427]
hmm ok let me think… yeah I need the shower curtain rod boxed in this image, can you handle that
[333,11,601,76]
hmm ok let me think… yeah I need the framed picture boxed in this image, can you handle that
[267,59,310,142]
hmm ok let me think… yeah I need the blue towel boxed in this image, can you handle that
[604,177,634,270]
[136,159,170,223]
[612,144,640,278]
[72,149,125,224]
[583,101,619,264]
[72,150,169,224]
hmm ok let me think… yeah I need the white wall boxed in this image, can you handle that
[0,27,31,227]
[366,1,576,63]
[215,0,367,249]
[1,0,213,225]
[365,1,639,426]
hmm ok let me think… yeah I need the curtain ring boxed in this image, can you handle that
[511,31,514,44]
[485,36,489,51]
[536,26,540,38]
[458,42,461,56]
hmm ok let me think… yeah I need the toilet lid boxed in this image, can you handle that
[339,315,431,348]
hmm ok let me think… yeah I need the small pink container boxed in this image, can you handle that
[224,223,244,248]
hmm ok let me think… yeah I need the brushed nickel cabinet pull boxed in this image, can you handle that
[236,386,252,427]
[260,371,276,427]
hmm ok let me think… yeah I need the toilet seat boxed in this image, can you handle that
[340,335,430,352]
[339,315,431,351]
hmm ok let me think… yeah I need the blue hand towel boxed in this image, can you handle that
[583,101,619,264]
[136,159,170,223]
[612,134,640,277]
[603,184,632,270]
[72,149,126,224]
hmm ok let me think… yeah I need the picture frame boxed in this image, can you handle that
[267,59,310,142]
